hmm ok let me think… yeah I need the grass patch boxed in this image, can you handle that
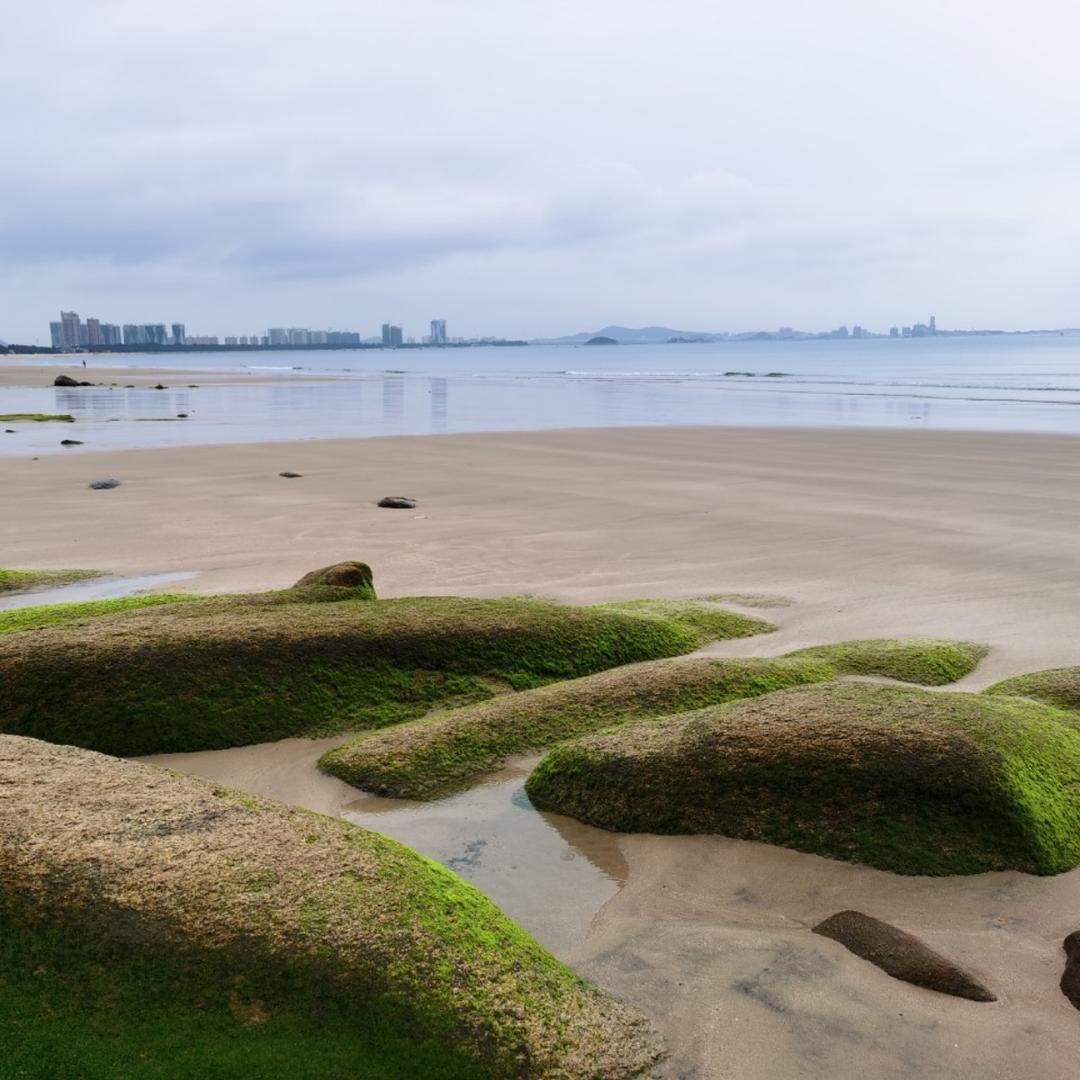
[0,412,75,423]
[985,668,1080,717]
[0,567,102,594]
[322,656,834,799]
[525,682,1080,875]
[0,590,768,756]
[0,593,196,634]
[0,736,659,1078]
[783,638,987,685]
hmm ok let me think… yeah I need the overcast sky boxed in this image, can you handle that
[3,0,1079,342]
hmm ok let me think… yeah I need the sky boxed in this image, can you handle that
[3,0,1079,342]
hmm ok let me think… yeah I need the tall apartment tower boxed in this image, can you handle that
[172,323,186,346]
[60,311,82,350]
[381,323,403,347]
[49,322,64,349]
[86,318,105,346]
[430,319,447,346]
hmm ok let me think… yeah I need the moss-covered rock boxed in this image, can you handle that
[322,657,834,799]
[782,638,987,685]
[0,590,769,756]
[525,682,1080,875]
[0,735,660,1079]
[595,598,775,642]
[985,668,1080,718]
[293,561,376,598]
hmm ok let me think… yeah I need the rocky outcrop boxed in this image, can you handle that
[813,910,995,1001]
[292,561,375,594]
[378,496,416,509]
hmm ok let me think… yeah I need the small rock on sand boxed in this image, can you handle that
[60,439,83,446]
[53,374,91,387]
[293,561,374,590]
[813,910,995,1002]
[279,471,302,478]
[378,496,417,509]
[1061,930,1080,1009]
[88,478,121,490]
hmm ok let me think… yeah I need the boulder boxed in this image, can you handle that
[279,471,302,479]
[88,478,121,490]
[1061,930,1080,1009]
[60,439,83,446]
[813,910,995,1001]
[292,561,375,594]
[53,374,81,387]
[378,496,416,509]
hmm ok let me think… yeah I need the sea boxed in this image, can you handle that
[5,333,1080,455]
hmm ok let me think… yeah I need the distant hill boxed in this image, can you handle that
[532,325,727,345]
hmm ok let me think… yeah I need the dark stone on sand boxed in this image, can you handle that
[88,478,121,490]
[378,496,416,509]
[293,561,374,592]
[279,471,302,478]
[4,429,14,434]
[60,439,83,446]
[154,384,167,390]
[176,413,188,418]
[812,910,995,1002]
[1061,931,1080,1010]
[53,374,89,387]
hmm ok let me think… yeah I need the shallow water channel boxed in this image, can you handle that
[0,571,196,611]
[140,743,625,953]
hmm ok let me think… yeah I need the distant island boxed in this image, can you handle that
[533,322,1080,346]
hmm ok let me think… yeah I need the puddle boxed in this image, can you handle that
[0,571,197,610]
[140,741,626,954]
[342,756,627,952]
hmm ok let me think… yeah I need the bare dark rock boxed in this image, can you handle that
[279,471,302,478]
[813,910,995,1002]
[4,429,14,434]
[153,384,167,390]
[53,374,81,387]
[176,413,188,418]
[60,439,83,446]
[1061,930,1080,1009]
[88,478,121,490]
[378,496,417,509]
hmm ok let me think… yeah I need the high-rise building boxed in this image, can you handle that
[430,319,447,346]
[929,314,937,333]
[60,311,81,350]
[381,323,403,348]
[86,318,105,346]
[268,328,288,345]
[288,328,311,346]
[123,324,139,345]
[146,324,167,346]
[49,322,63,349]
[172,323,186,346]
[102,324,123,346]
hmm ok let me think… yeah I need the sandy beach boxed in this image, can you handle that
[9,420,1080,1077]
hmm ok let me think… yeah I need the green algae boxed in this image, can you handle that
[782,638,987,685]
[525,682,1080,876]
[321,656,834,799]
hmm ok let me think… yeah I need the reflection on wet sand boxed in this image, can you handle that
[139,744,626,954]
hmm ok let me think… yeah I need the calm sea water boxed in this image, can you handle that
[5,334,1080,455]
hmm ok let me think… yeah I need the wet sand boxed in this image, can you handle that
[144,726,1080,1079]
[0,360,344,388]
[11,422,1080,1076]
